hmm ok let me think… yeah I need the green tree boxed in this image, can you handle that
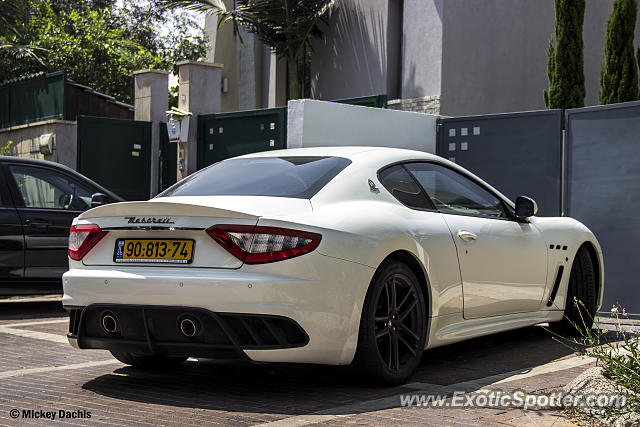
[116,0,209,75]
[37,5,161,103]
[0,0,208,104]
[48,0,115,14]
[0,0,46,63]
[544,0,586,109]
[159,0,335,100]
[600,0,639,104]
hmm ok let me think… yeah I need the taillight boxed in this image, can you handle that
[206,225,322,264]
[69,224,107,261]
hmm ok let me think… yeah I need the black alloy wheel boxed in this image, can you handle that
[355,261,427,385]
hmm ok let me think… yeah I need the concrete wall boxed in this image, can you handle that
[439,0,640,116]
[206,0,640,116]
[206,0,275,112]
[134,70,168,196]
[310,0,398,100]
[287,99,437,153]
[440,0,555,116]
[206,0,240,113]
[0,120,77,169]
[402,0,443,99]
[177,61,222,178]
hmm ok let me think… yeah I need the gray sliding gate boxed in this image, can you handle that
[436,110,563,216]
[565,101,640,317]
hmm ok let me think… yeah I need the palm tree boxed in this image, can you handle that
[158,0,335,100]
[0,0,46,64]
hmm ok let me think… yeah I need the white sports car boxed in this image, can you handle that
[63,147,603,384]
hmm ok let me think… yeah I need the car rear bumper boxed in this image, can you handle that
[67,304,309,360]
[62,252,375,365]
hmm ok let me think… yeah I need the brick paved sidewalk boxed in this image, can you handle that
[0,302,589,426]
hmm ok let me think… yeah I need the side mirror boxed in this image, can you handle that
[515,196,538,219]
[90,193,109,208]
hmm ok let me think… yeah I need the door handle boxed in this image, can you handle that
[457,230,477,241]
[24,218,52,227]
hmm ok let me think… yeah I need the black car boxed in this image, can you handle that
[0,156,123,296]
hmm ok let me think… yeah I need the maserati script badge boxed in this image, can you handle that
[124,217,175,224]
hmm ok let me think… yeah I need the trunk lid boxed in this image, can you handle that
[77,196,312,269]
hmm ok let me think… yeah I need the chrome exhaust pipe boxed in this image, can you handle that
[179,317,198,337]
[101,313,119,334]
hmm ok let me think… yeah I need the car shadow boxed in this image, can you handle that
[81,325,579,416]
[0,300,66,321]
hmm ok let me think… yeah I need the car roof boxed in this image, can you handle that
[238,146,439,163]
[0,155,124,201]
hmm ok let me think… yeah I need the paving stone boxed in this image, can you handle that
[0,302,590,426]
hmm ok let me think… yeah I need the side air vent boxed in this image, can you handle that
[546,265,565,307]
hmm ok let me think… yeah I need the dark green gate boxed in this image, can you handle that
[197,107,287,169]
[159,122,177,192]
[77,116,151,200]
[332,94,388,108]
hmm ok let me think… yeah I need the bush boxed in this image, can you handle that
[553,299,640,418]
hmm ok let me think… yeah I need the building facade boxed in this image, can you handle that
[206,0,640,116]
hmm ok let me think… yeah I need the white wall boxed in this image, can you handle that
[287,99,437,153]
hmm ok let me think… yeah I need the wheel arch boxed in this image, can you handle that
[379,250,433,330]
[577,241,604,310]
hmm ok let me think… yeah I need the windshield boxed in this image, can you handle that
[159,156,352,199]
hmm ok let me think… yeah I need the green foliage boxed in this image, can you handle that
[159,0,335,100]
[544,0,586,110]
[599,0,639,105]
[0,140,12,155]
[168,84,178,108]
[48,0,115,14]
[0,0,208,105]
[116,0,209,75]
[550,301,640,419]
[39,6,162,104]
[0,0,47,63]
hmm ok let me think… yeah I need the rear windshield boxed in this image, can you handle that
[159,156,352,199]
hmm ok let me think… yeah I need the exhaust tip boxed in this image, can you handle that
[179,317,199,338]
[101,312,119,334]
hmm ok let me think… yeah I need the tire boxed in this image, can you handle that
[110,351,187,370]
[354,261,427,386]
[548,247,598,337]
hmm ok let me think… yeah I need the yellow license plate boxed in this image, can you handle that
[114,239,194,264]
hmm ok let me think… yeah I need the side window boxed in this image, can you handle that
[8,165,94,211]
[404,162,508,218]
[378,165,435,210]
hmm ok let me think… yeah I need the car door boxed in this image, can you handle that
[377,165,465,317]
[0,164,25,290]
[404,162,548,319]
[6,163,96,280]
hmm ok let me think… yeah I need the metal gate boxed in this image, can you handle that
[158,122,177,192]
[565,101,640,317]
[197,107,287,169]
[77,116,151,200]
[436,110,563,217]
